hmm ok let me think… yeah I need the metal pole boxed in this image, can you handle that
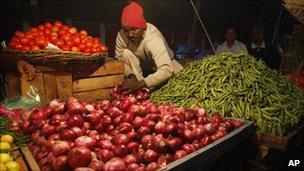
[189,0,216,53]
[272,5,284,45]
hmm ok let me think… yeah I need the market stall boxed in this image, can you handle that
[0,3,304,171]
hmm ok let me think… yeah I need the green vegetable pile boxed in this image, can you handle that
[0,116,29,147]
[151,53,304,136]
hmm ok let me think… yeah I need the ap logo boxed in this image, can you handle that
[288,160,300,167]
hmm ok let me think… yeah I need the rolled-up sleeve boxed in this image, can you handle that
[143,38,174,87]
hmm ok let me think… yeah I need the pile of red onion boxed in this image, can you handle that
[24,88,243,171]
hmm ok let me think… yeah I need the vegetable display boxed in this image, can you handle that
[23,88,244,171]
[0,134,21,171]
[8,21,108,54]
[151,53,304,136]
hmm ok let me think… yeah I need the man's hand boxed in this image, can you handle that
[118,74,146,93]
[17,60,36,81]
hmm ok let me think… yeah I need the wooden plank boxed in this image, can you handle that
[12,149,28,171]
[5,73,20,101]
[73,88,111,101]
[73,74,123,92]
[43,72,58,101]
[158,121,253,171]
[30,73,46,103]
[72,60,124,79]
[56,72,73,100]
[20,77,31,97]
[20,146,41,171]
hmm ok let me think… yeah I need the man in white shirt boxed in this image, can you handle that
[115,1,183,93]
[216,27,248,54]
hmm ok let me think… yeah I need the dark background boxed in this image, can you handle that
[0,0,299,56]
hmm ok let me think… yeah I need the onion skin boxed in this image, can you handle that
[52,155,69,171]
[104,157,126,171]
[67,146,92,169]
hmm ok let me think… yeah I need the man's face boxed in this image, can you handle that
[226,28,236,42]
[251,28,264,42]
[123,27,144,43]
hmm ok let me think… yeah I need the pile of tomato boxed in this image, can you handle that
[285,68,304,90]
[8,21,108,54]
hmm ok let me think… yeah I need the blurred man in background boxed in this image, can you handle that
[247,25,282,70]
[216,27,247,54]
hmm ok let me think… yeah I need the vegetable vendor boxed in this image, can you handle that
[115,1,183,93]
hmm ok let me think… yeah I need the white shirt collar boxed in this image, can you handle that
[251,41,265,49]
[224,40,239,47]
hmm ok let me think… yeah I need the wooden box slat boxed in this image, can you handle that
[73,88,112,100]
[56,72,73,100]
[5,73,20,101]
[73,74,123,92]
[43,72,58,101]
[20,146,41,171]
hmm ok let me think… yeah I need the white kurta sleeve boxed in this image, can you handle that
[115,31,134,77]
[143,37,174,88]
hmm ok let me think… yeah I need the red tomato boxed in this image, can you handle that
[71,46,80,52]
[52,26,59,33]
[50,32,58,38]
[8,41,16,48]
[15,31,25,38]
[93,43,100,48]
[29,40,35,46]
[61,45,70,51]
[54,39,64,48]
[79,30,88,36]
[35,37,47,47]
[100,45,108,52]
[84,48,92,53]
[79,33,87,40]
[30,45,40,51]
[44,29,51,35]
[72,36,80,45]
[21,45,30,51]
[38,25,45,31]
[93,38,100,44]
[44,22,52,29]
[65,40,73,47]
[69,27,78,34]
[59,29,67,36]
[25,33,35,40]
[19,37,29,45]
[29,27,38,32]
[61,34,71,43]
[91,47,98,53]
[85,41,93,48]
[50,36,58,43]
[37,31,44,37]
[78,43,86,52]
[54,21,63,28]
[61,25,69,31]
[13,43,22,50]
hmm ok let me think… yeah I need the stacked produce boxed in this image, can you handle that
[21,88,244,171]
[0,114,30,171]
[151,53,304,136]
[8,21,108,54]
[285,68,304,90]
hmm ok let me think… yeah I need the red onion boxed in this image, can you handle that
[198,116,209,125]
[182,143,195,154]
[114,134,129,146]
[129,104,145,117]
[133,117,143,129]
[99,140,115,151]
[101,115,112,127]
[50,114,65,126]
[152,135,168,153]
[202,123,218,135]
[85,104,95,113]
[29,108,48,121]
[66,114,84,128]
[121,112,134,124]
[155,121,165,134]
[126,163,140,171]
[117,122,133,134]
[52,141,70,156]
[145,114,161,122]
[113,115,123,126]
[182,130,195,142]
[174,150,187,160]
[48,134,60,141]
[168,137,182,151]
[197,108,206,116]
[83,110,103,124]
[52,155,69,171]
[127,131,137,141]
[145,162,160,171]
[121,98,132,112]
[193,126,205,139]
[123,154,137,166]
[127,142,139,153]
[68,146,92,169]
[104,157,126,171]
[157,154,174,167]
[97,149,114,162]
[107,107,123,119]
[100,100,111,110]
[114,145,128,157]
[41,124,57,137]
[137,126,150,137]
[89,154,104,171]
[211,114,223,123]
[47,152,55,164]
[67,101,85,115]
[144,149,158,163]
[200,135,212,146]
[75,136,95,150]
[231,120,243,128]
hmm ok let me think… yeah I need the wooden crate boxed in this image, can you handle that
[11,146,40,171]
[5,58,124,103]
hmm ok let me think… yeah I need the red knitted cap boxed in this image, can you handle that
[121,1,147,29]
